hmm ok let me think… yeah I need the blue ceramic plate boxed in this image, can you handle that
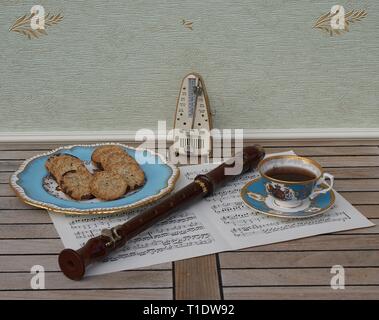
[10,143,180,215]
[241,177,335,218]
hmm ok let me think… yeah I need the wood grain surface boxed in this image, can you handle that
[0,140,378,299]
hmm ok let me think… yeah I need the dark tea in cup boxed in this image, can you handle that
[265,167,317,182]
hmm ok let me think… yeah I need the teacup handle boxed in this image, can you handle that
[309,173,334,200]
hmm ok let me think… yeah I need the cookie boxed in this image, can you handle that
[109,162,145,190]
[60,168,94,200]
[52,154,86,183]
[45,153,61,176]
[91,145,125,168]
[90,171,128,200]
[45,154,84,183]
[102,152,134,171]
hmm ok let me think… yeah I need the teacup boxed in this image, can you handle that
[258,155,334,209]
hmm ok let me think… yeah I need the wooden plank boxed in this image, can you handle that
[223,286,379,300]
[312,156,379,167]
[0,239,63,254]
[0,141,346,152]
[0,146,144,159]
[0,141,377,154]
[175,255,221,300]
[0,142,142,151]
[265,146,379,156]
[0,143,65,151]
[0,210,51,224]
[0,173,10,184]
[221,267,379,286]
[0,255,171,272]
[0,161,23,172]
[355,205,379,218]
[0,150,44,160]
[0,225,58,239]
[340,192,379,205]
[0,271,172,290]
[334,179,379,192]
[257,140,379,147]
[1,140,376,151]
[0,184,17,197]
[320,167,379,179]
[219,251,379,268]
[0,288,172,300]
[240,234,379,251]
[0,197,37,210]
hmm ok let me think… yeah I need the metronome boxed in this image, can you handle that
[170,73,213,160]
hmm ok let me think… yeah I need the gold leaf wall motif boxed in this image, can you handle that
[9,12,63,39]
[313,9,367,36]
[182,19,193,30]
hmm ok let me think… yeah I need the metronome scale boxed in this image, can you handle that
[171,73,213,160]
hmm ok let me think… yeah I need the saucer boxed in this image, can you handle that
[240,177,335,219]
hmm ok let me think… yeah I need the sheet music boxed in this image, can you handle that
[49,151,374,277]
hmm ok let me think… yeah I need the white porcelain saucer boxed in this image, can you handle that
[265,195,311,213]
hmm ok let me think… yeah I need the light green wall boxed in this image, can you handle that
[0,0,378,132]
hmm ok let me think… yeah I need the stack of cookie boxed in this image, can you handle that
[91,145,145,200]
[45,145,145,201]
[45,154,93,200]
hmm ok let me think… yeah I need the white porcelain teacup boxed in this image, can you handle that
[258,155,334,209]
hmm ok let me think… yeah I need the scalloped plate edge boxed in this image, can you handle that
[10,143,180,215]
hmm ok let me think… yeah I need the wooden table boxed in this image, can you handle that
[0,140,378,299]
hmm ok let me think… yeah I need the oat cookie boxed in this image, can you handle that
[52,154,86,183]
[90,171,128,200]
[109,162,145,190]
[45,153,61,175]
[45,154,84,182]
[91,145,125,168]
[102,152,135,170]
[61,168,94,200]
